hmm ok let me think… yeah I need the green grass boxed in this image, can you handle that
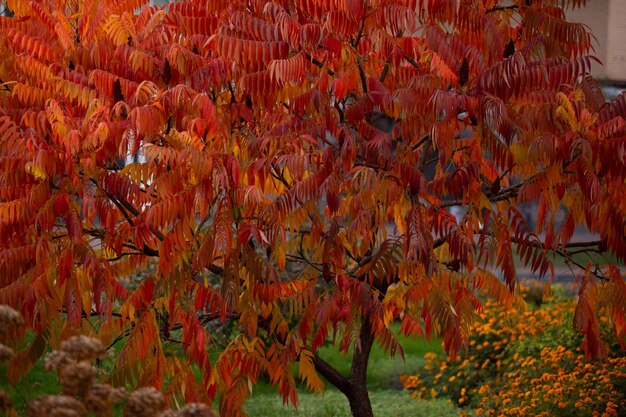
[512,243,624,271]
[310,329,442,389]
[244,390,458,417]
[244,328,450,417]
[2,327,450,417]
[0,356,61,414]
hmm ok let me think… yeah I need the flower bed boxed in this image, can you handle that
[401,283,626,416]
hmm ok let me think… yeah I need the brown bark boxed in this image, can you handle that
[313,317,375,417]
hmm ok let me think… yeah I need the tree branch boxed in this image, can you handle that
[350,316,374,385]
[107,251,145,262]
[357,61,368,94]
[305,53,335,76]
[486,4,519,14]
[379,62,390,83]
[313,354,351,395]
[402,54,422,70]
[411,134,430,152]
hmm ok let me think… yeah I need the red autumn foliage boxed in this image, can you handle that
[0,0,625,416]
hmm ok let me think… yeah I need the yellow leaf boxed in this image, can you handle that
[383,306,394,327]
[75,268,92,316]
[510,143,526,164]
[275,234,286,270]
[298,349,324,394]
[394,203,407,234]
[25,162,47,180]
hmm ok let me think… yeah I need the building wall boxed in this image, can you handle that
[567,0,626,83]
[567,0,609,79]
[605,0,626,82]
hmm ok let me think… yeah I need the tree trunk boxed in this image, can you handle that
[313,316,376,417]
[346,382,374,417]
[346,316,375,417]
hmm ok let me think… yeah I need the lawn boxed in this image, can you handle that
[1,326,459,417]
[244,329,458,417]
[245,390,457,417]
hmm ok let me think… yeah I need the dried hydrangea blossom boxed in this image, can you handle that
[84,384,115,415]
[58,360,98,396]
[26,395,87,417]
[0,343,14,363]
[0,389,12,410]
[110,387,129,403]
[124,386,165,417]
[84,384,127,406]
[176,403,217,417]
[44,350,72,372]
[0,305,23,336]
[59,336,104,362]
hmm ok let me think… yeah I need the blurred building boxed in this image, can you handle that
[567,0,626,84]
[149,0,171,6]
[0,1,11,16]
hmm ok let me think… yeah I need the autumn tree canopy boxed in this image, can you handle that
[0,0,625,415]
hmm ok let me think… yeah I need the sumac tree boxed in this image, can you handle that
[0,0,625,416]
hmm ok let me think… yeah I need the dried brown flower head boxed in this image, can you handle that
[157,411,178,417]
[44,350,72,372]
[176,403,217,417]
[58,360,97,396]
[110,387,129,403]
[84,384,113,415]
[0,343,14,363]
[0,388,12,410]
[59,336,104,361]
[0,305,23,335]
[26,395,87,417]
[125,386,165,417]
[83,383,129,414]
